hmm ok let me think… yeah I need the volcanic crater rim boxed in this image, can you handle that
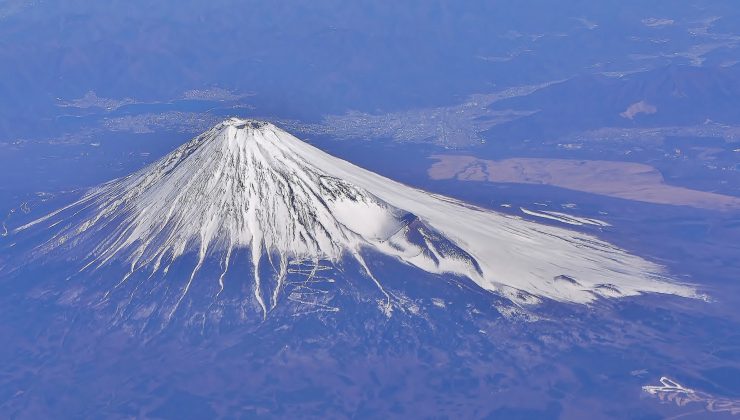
[223,117,270,130]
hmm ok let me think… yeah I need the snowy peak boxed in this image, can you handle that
[21,119,482,316]
[17,118,699,321]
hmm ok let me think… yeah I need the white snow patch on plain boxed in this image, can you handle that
[431,298,446,309]
[643,377,740,415]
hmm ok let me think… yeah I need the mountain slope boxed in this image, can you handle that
[13,118,697,322]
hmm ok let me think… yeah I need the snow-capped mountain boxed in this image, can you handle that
[13,118,697,324]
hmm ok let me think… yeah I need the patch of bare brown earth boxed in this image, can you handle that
[429,155,740,211]
[620,101,657,119]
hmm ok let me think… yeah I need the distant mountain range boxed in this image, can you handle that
[496,63,740,139]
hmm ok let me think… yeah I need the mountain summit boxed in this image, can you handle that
[15,118,696,324]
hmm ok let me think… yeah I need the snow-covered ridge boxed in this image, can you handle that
[18,118,698,317]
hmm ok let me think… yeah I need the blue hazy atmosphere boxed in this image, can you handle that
[1,1,740,418]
